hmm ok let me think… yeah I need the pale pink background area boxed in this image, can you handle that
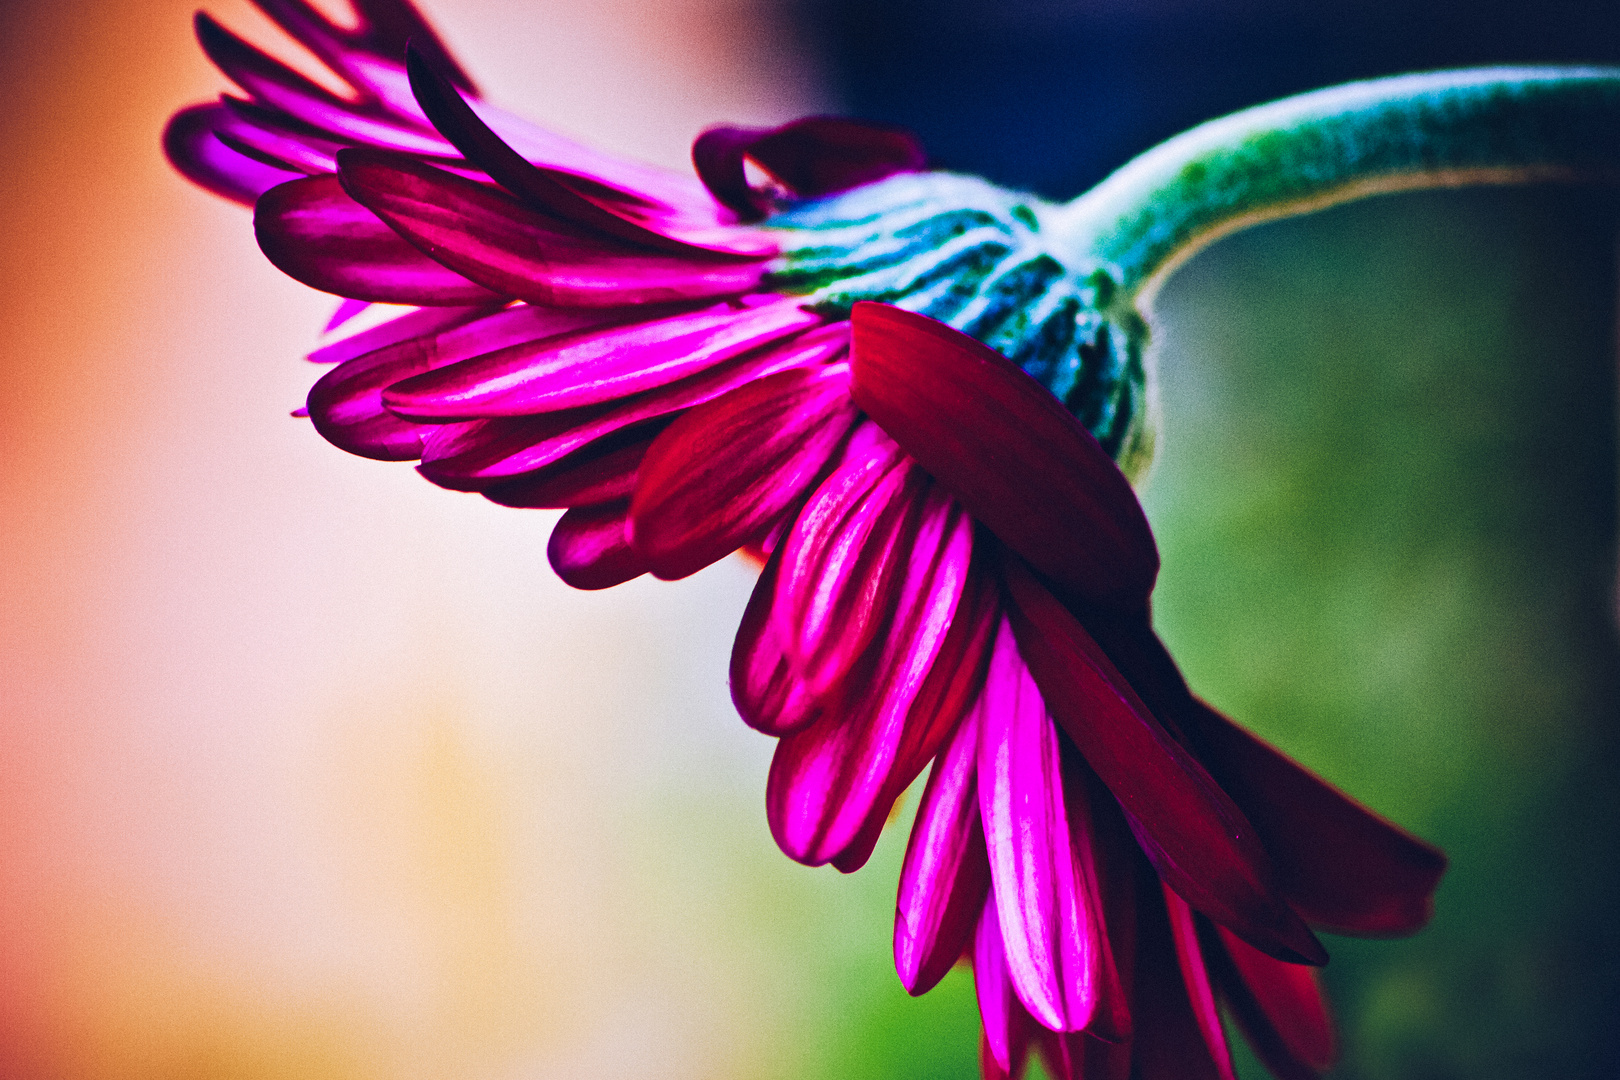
[0,3,862,1077]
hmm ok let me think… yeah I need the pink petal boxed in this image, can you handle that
[1001,556,1326,967]
[546,501,647,590]
[1178,698,1447,938]
[307,305,618,460]
[482,432,653,509]
[406,48,774,259]
[833,541,999,877]
[630,364,859,580]
[766,482,974,865]
[212,96,344,175]
[165,103,303,205]
[975,619,1120,1035]
[974,897,1033,1077]
[850,302,1158,610]
[255,174,508,305]
[773,424,912,697]
[336,150,769,308]
[322,297,374,336]
[469,101,725,226]
[896,707,991,995]
[730,549,825,736]
[307,302,501,365]
[1162,887,1238,1080]
[692,117,926,219]
[251,0,480,105]
[412,320,847,485]
[197,14,457,157]
[384,297,818,420]
[1212,924,1335,1079]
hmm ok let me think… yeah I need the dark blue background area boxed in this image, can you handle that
[800,0,1620,197]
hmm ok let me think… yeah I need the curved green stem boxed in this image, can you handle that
[1048,67,1620,308]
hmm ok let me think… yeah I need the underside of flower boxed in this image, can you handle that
[163,3,1620,1077]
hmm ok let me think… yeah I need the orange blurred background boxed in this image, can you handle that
[0,3,886,1077]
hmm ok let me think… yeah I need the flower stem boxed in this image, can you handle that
[1048,67,1620,307]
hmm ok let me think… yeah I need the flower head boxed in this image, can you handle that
[167,2,1451,1076]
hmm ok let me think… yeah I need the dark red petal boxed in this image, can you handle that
[1000,556,1326,967]
[850,303,1158,610]
[730,548,825,736]
[546,501,647,590]
[692,117,926,220]
[165,103,303,205]
[1178,698,1447,938]
[1162,887,1238,1080]
[1209,922,1335,1079]
[767,482,974,865]
[976,620,1122,1036]
[896,708,991,995]
[1130,876,1232,1080]
[630,364,859,580]
[337,150,768,308]
[255,174,507,305]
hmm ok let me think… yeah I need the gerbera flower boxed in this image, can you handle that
[165,4,1620,1076]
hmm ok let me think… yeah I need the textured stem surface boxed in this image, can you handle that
[1049,67,1620,305]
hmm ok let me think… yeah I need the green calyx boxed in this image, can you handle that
[764,173,1155,481]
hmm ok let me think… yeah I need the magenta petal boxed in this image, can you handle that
[850,303,1158,610]
[1000,557,1326,967]
[410,319,846,483]
[406,48,768,259]
[307,303,500,366]
[975,619,1116,1035]
[1212,923,1335,1079]
[196,14,456,157]
[482,432,653,509]
[255,174,507,305]
[336,150,768,308]
[774,425,912,697]
[1162,887,1239,1080]
[307,305,615,460]
[975,897,1031,1076]
[767,483,974,866]
[897,543,999,753]
[165,103,303,205]
[546,501,647,590]
[730,549,825,736]
[252,0,480,103]
[630,364,859,580]
[385,298,819,420]
[896,707,991,995]
[1178,698,1447,938]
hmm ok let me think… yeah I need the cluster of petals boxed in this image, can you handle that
[167,3,1448,1078]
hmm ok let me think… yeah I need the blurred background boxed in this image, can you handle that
[1,1,1616,1078]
